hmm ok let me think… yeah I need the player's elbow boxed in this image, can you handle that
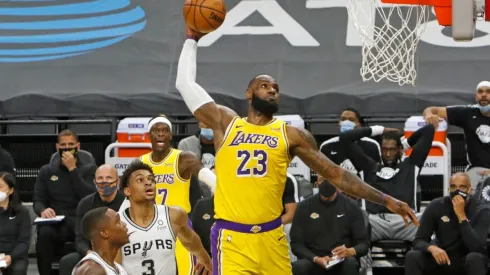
[175,73,190,92]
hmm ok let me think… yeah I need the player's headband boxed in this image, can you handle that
[148,117,172,132]
[476,81,490,90]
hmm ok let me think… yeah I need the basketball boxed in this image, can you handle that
[183,0,226,33]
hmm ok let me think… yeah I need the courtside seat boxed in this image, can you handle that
[371,240,412,268]
[372,240,412,251]
[51,241,75,275]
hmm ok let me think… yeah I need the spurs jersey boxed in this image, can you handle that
[140,149,192,213]
[119,204,177,275]
[214,117,291,224]
[71,252,128,275]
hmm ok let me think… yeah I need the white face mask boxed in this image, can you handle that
[0,191,7,203]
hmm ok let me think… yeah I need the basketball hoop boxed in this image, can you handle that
[347,0,489,86]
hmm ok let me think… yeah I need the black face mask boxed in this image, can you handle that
[319,180,337,198]
[251,93,278,117]
[450,189,468,201]
[58,147,78,157]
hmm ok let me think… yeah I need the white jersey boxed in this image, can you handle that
[71,252,128,275]
[119,204,177,275]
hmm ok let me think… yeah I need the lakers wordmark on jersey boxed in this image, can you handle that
[214,117,291,224]
[140,149,192,213]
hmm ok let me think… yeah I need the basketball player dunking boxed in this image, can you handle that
[116,160,212,275]
[72,207,130,275]
[175,27,419,275]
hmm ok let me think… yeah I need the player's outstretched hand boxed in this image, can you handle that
[385,196,420,227]
[194,256,212,275]
[186,26,206,41]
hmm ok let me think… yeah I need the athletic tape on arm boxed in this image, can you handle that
[198,167,216,194]
[175,39,215,114]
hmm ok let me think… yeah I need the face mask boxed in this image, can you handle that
[200,128,214,140]
[95,180,118,197]
[0,191,6,203]
[478,104,490,113]
[340,120,356,133]
[319,180,337,198]
[450,189,468,201]
[59,147,78,157]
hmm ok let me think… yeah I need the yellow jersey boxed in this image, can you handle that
[140,149,192,213]
[214,117,291,224]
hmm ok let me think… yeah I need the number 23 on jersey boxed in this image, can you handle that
[237,149,268,177]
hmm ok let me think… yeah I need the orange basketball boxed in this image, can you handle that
[183,0,226,33]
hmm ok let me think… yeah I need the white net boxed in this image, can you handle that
[347,0,430,86]
[476,0,486,15]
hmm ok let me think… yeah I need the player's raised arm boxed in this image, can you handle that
[175,27,237,140]
[287,125,419,227]
[169,206,212,275]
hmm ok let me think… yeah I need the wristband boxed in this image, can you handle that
[186,35,199,41]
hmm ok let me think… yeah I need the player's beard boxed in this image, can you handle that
[251,93,278,117]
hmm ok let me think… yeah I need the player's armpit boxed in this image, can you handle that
[287,125,385,205]
[73,260,106,275]
[168,206,209,259]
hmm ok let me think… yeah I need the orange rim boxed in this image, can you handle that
[380,0,453,26]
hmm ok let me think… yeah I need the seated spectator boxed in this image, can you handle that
[290,180,369,275]
[33,130,97,275]
[59,164,125,275]
[405,172,490,275]
[190,196,214,257]
[0,172,31,275]
[320,108,381,177]
[424,81,490,188]
[339,124,434,242]
[0,145,15,175]
[190,172,299,257]
[178,121,216,197]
